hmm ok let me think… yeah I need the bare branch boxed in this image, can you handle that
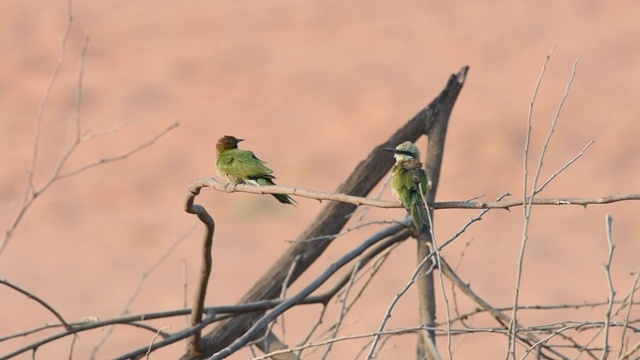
[366,241,440,360]
[254,332,299,360]
[194,177,640,210]
[618,339,640,360]
[421,182,453,360]
[523,49,553,205]
[185,183,217,357]
[441,260,571,360]
[146,326,171,360]
[89,224,194,358]
[617,270,640,358]
[209,222,408,360]
[183,67,471,360]
[509,55,579,360]
[190,177,401,208]
[58,121,179,180]
[435,194,640,209]
[27,0,74,191]
[535,140,595,195]
[80,118,140,141]
[320,262,359,360]
[255,326,431,360]
[0,279,70,329]
[510,48,554,360]
[115,312,217,360]
[602,214,616,360]
[1,28,178,255]
[415,67,471,359]
[297,230,410,358]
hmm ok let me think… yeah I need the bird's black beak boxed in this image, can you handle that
[236,138,245,143]
[381,147,398,153]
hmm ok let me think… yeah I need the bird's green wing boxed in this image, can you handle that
[217,148,275,180]
[391,164,420,207]
[392,163,429,231]
[412,169,429,231]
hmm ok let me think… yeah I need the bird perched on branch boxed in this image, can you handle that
[216,135,296,205]
[383,141,429,232]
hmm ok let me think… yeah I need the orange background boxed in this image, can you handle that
[1,1,639,359]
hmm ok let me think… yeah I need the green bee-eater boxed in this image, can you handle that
[383,141,429,232]
[216,135,296,205]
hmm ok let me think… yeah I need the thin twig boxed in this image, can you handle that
[248,254,300,352]
[58,122,179,180]
[4,308,217,359]
[209,222,408,360]
[451,236,475,326]
[509,54,579,360]
[88,224,194,358]
[254,326,432,360]
[0,30,177,256]
[321,262,360,360]
[602,214,616,360]
[510,49,554,360]
[146,326,171,360]
[535,140,595,194]
[441,260,571,360]
[366,237,439,359]
[421,182,452,360]
[72,31,89,140]
[0,279,70,329]
[617,270,640,358]
[271,254,301,346]
[618,339,640,360]
[116,311,217,360]
[27,0,74,197]
[355,172,393,222]
[370,190,514,357]
[289,220,403,243]
[67,333,78,360]
[1,0,74,255]
[183,260,189,325]
[80,118,140,141]
[297,232,409,359]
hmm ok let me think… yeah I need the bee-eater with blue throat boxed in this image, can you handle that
[383,141,429,232]
[216,135,296,205]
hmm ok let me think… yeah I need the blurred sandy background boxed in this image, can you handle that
[1,1,639,359]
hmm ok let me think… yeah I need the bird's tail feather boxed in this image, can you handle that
[411,202,429,232]
[272,193,297,206]
[255,178,297,206]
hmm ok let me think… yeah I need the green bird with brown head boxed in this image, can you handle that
[382,141,429,232]
[216,135,296,205]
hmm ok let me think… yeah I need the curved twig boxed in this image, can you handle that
[185,183,217,356]
[0,279,70,329]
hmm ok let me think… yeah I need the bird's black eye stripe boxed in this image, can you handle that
[398,150,416,157]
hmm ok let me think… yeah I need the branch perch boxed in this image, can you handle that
[191,177,640,210]
[181,67,473,360]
